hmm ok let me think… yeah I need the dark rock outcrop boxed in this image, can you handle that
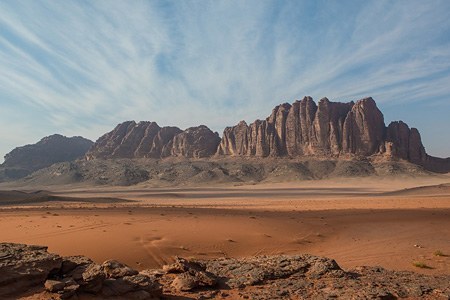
[2,243,450,299]
[0,243,62,298]
[159,255,450,299]
[0,243,161,299]
[0,134,93,180]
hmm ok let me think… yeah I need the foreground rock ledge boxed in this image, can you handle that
[1,243,449,299]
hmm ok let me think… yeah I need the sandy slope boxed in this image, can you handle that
[0,176,449,277]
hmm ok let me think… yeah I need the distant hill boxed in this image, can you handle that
[0,134,93,181]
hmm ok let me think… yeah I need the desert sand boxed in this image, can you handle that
[1,175,450,278]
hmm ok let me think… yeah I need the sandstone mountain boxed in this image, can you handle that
[85,97,449,173]
[0,134,93,181]
[85,122,220,160]
[219,97,400,158]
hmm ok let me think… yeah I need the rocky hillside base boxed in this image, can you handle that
[1,243,449,299]
[20,157,431,186]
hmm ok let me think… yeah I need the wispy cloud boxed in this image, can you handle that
[0,0,450,160]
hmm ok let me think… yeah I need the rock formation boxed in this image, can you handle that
[35,96,449,174]
[217,96,450,173]
[218,97,386,158]
[86,122,220,160]
[0,243,161,299]
[169,125,221,158]
[0,134,93,180]
[2,243,449,299]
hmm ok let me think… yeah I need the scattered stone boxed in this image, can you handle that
[171,273,198,291]
[60,281,79,299]
[44,279,65,292]
[102,259,139,278]
[102,278,135,296]
[165,257,217,292]
[79,263,106,293]
[123,274,162,293]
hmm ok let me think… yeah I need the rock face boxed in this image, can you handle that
[0,243,161,299]
[86,122,220,160]
[0,243,62,297]
[217,96,450,173]
[81,96,449,173]
[2,243,450,299]
[385,121,426,164]
[170,125,221,158]
[0,134,93,180]
[342,97,385,155]
[159,255,450,299]
[218,97,385,158]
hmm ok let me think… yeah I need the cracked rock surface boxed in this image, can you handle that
[1,243,449,299]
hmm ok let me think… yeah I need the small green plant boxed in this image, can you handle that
[412,261,432,269]
[434,250,445,257]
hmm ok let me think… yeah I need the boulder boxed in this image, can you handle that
[61,255,93,274]
[79,263,106,293]
[102,259,139,278]
[0,243,62,297]
[44,279,65,292]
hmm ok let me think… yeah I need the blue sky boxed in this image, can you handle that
[1,0,450,161]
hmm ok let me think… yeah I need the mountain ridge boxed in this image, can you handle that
[85,96,450,173]
[1,96,449,184]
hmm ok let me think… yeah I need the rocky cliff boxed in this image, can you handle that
[217,96,449,173]
[0,134,93,180]
[86,122,220,160]
[83,97,449,173]
[218,97,386,157]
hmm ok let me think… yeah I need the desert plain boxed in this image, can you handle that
[1,174,449,280]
